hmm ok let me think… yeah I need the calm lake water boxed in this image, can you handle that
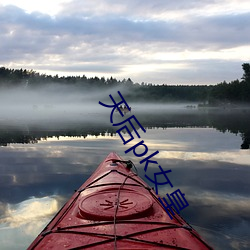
[0,104,250,249]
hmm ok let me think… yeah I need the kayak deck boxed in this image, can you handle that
[28,152,213,249]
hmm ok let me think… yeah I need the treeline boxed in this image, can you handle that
[208,63,250,104]
[0,63,250,104]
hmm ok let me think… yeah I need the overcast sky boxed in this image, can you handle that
[0,0,250,85]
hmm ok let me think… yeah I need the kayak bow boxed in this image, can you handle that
[28,152,213,249]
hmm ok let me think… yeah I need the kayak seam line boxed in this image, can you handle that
[81,182,143,189]
[56,220,179,230]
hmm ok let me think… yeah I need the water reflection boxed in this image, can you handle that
[0,107,250,149]
[1,196,59,228]
[0,108,250,249]
[0,196,62,250]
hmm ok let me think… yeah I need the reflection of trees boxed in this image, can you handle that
[241,133,250,149]
[135,109,250,150]
[0,123,116,147]
[0,131,38,146]
[0,109,250,149]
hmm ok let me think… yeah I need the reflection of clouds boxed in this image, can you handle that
[0,196,59,230]
[190,191,250,249]
[0,196,61,250]
[0,202,7,218]
[193,223,250,250]
[158,185,250,249]
[155,150,250,166]
[159,184,250,216]
[141,141,186,151]
[142,127,243,152]
[38,136,122,167]
[0,137,126,205]
[4,136,122,177]
[189,191,250,215]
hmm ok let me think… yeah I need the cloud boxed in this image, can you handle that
[58,0,244,19]
[0,1,250,84]
[4,5,247,49]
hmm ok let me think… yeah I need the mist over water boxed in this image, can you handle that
[0,84,198,125]
[0,85,103,122]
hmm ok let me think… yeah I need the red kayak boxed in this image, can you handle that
[28,152,213,249]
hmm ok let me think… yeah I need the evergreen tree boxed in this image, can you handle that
[242,63,250,83]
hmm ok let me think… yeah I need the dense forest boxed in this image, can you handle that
[0,63,250,104]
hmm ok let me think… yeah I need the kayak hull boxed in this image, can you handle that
[28,152,213,249]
